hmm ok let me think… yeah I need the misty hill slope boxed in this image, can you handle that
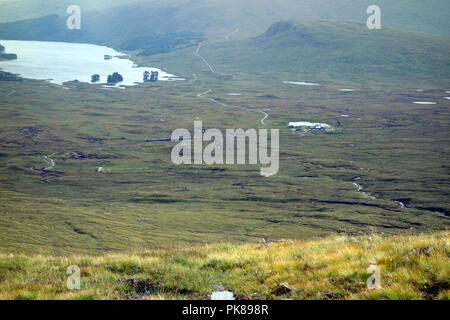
[199,20,450,86]
[0,0,448,38]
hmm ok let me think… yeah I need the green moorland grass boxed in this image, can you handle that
[0,231,448,300]
[0,19,448,301]
[0,19,449,255]
[194,20,450,87]
[0,41,449,255]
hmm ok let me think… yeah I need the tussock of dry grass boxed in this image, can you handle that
[0,231,448,300]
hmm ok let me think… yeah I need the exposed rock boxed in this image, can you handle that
[271,283,292,296]
[420,280,449,299]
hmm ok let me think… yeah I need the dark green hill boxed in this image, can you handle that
[0,14,204,57]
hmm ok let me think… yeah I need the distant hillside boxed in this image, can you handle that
[0,42,17,60]
[0,0,448,38]
[199,20,450,86]
[0,14,205,57]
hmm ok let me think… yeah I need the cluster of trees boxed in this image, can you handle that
[0,53,17,60]
[143,71,158,82]
[120,31,204,56]
[0,71,22,81]
[0,43,17,60]
[107,72,123,83]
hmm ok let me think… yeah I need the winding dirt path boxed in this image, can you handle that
[352,179,376,200]
[201,93,268,127]
[194,44,236,80]
[41,151,64,171]
[42,154,56,170]
[225,28,239,41]
[193,43,269,127]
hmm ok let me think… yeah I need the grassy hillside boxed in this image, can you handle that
[0,0,132,22]
[199,20,450,86]
[0,231,448,300]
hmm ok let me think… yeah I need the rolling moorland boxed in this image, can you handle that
[0,1,449,300]
[185,20,450,86]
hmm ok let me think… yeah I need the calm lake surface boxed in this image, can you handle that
[0,40,182,86]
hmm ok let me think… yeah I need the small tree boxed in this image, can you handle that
[91,74,100,83]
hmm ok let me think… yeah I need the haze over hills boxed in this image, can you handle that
[0,0,449,43]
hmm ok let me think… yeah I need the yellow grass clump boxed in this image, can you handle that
[0,231,448,300]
